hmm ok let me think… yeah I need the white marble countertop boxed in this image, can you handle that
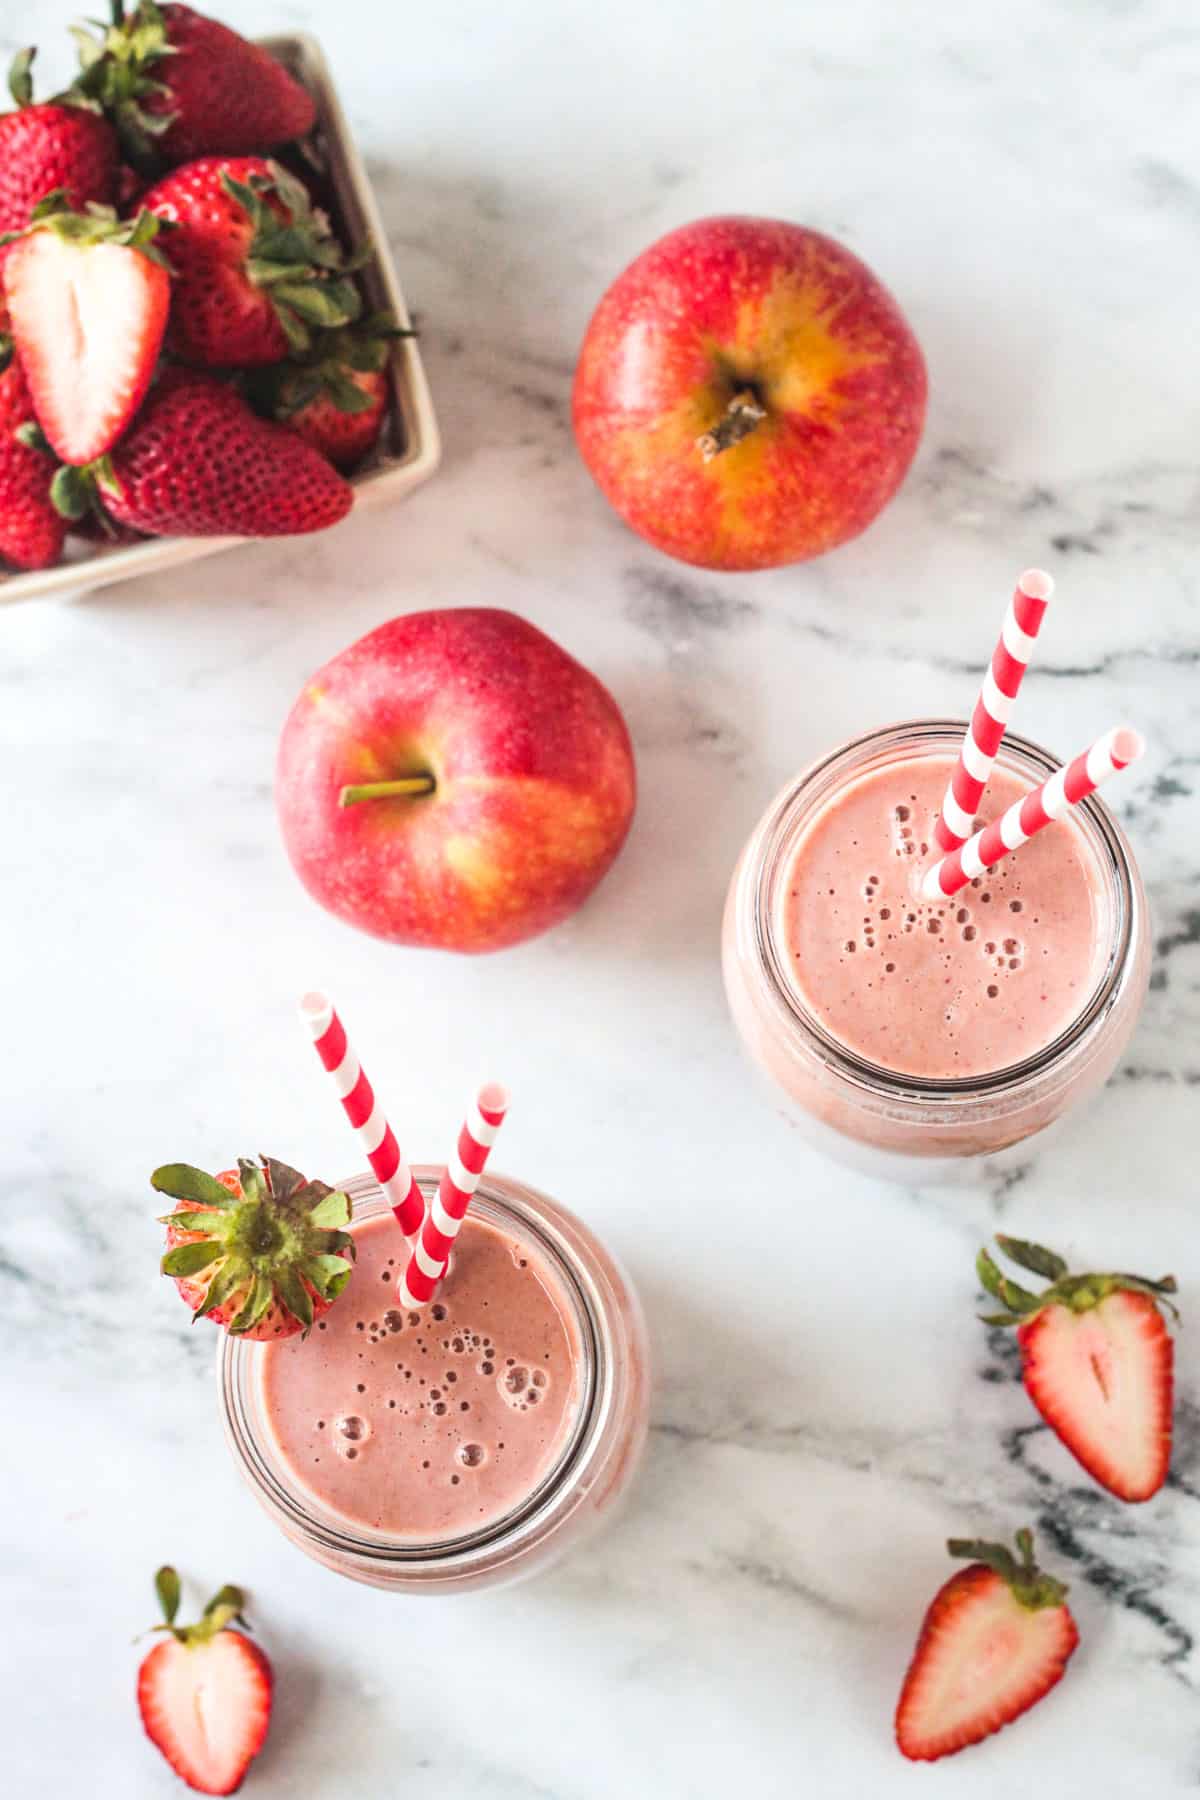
[4,0,1198,1793]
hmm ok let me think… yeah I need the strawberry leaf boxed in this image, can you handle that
[8,46,35,108]
[70,25,106,72]
[191,1257,246,1321]
[236,1158,267,1206]
[15,420,52,453]
[273,304,312,354]
[49,462,91,518]
[274,1265,314,1333]
[202,1582,246,1625]
[308,1187,352,1229]
[154,1564,180,1625]
[220,173,265,228]
[977,1248,1039,1314]
[229,1269,273,1334]
[151,1164,234,1207]
[273,280,360,328]
[162,1239,222,1278]
[303,1253,354,1301]
[309,1226,354,1257]
[158,1209,229,1235]
[325,369,374,413]
[263,1156,304,1206]
[995,1236,1068,1282]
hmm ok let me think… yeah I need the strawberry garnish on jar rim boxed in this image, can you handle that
[153,1155,355,1340]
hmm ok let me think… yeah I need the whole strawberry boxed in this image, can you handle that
[138,1566,272,1796]
[979,1235,1177,1502]
[0,50,119,245]
[896,1529,1078,1761]
[3,195,171,465]
[153,1154,356,1339]
[73,2,315,171]
[52,369,354,538]
[0,337,66,571]
[139,156,362,368]
[249,313,405,469]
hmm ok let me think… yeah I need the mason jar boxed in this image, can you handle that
[722,720,1150,1180]
[219,1168,650,1592]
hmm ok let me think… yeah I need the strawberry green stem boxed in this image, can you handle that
[339,775,436,807]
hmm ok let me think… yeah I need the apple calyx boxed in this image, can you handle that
[696,387,767,461]
[338,774,437,807]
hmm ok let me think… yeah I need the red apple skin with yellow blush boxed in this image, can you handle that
[275,608,637,953]
[572,215,927,571]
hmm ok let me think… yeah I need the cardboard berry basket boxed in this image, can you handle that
[0,34,440,604]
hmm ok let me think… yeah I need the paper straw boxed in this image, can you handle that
[921,726,1144,900]
[934,569,1054,853]
[397,1084,509,1308]
[298,992,425,1240]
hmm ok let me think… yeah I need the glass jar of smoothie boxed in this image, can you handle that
[219,1168,650,1593]
[722,720,1150,1178]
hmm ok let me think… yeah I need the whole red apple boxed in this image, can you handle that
[275,608,636,953]
[572,215,927,571]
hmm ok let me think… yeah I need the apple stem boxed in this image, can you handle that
[338,775,437,807]
[696,389,768,461]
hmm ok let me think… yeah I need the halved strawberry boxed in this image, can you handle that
[979,1235,1177,1502]
[153,1154,356,1340]
[895,1528,1078,1762]
[137,1565,272,1796]
[2,193,170,464]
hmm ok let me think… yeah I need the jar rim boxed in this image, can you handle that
[746,719,1142,1107]
[218,1169,613,1575]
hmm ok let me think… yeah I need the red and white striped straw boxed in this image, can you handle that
[298,992,425,1241]
[397,1083,509,1308]
[934,569,1055,853]
[921,726,1144,901]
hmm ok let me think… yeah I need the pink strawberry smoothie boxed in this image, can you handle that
[780,754,1107,1080]
[258,1211,582,1541]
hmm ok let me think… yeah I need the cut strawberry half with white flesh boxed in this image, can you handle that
[2,192,170,464]
[979,1234,1177,1502]
[895,1529,1078,1762]
[137,1567,272,1796]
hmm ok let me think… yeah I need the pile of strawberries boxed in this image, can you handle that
[0,1,400,572]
